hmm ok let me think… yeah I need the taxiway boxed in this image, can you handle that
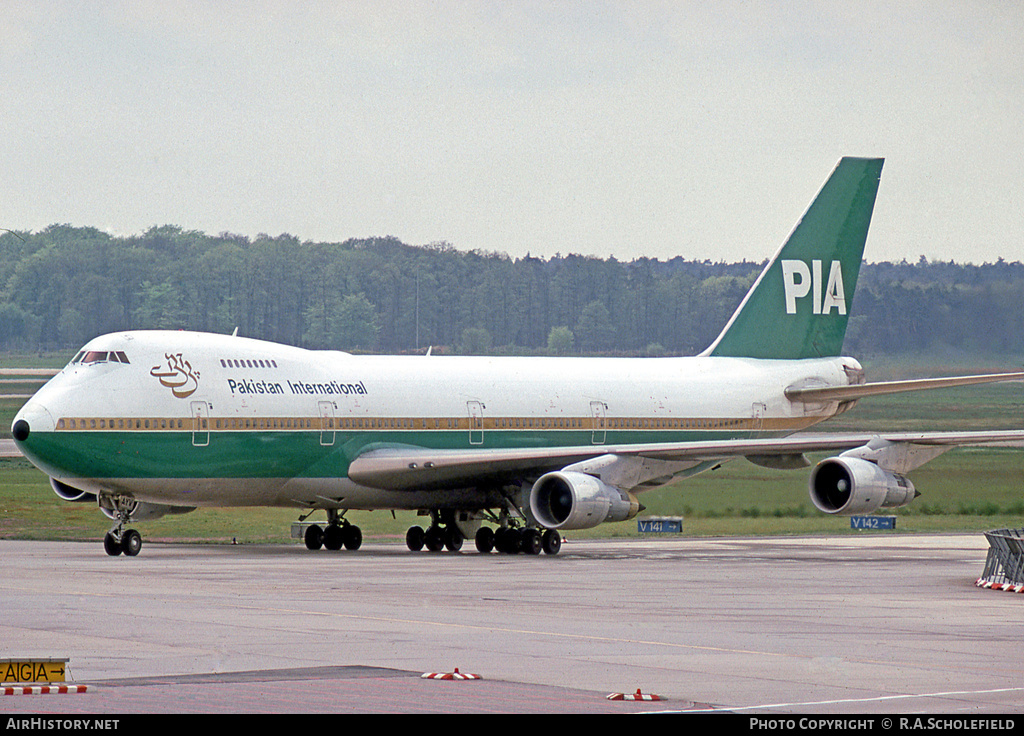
[1,534,1021,714]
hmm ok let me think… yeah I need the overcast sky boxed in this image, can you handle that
[2,1,1022,264]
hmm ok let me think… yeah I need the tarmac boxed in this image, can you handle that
[1,534,1022,714]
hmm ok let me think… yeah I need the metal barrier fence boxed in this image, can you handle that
[977,529,1024,590]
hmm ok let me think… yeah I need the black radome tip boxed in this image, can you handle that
[12,419,29,442]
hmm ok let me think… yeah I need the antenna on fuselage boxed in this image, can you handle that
[231,327,239,337]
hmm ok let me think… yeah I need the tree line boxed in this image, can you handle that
[1,225,1022,357]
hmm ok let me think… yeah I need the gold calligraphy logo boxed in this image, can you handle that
[150,353,200,398]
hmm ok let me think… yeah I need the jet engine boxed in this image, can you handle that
[530,471,640,530]
[809,457,917,515]
[50,477,96,503]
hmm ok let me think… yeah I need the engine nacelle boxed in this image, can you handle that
[50,477,96,503]
[530,471,640,530]
[809,457,917,515]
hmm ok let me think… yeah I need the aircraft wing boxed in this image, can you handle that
[785,371,1024,403]
[347,429,1024,492]
[350,369,1024,492]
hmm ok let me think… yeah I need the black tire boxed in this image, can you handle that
[304,524,324,551]
[425,525,445,552]
[542,529,562,555]
[103,532,122,557]
[474,527,494,553]
[493,528,507,553]
[502,528,522,554]
[406,526,425,551]
[343,525,362,551]
[323,525,344,551]
[121,529,142,557]
[521,528,542,555]
[444,526,464,552]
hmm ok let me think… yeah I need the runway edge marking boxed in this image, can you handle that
[2,684,89,695]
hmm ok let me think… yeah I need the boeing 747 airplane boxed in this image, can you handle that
[11,158,1024,556]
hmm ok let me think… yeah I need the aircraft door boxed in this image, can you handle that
[191,401,210,447]
[319,401,336,446]
[590,401,607,444]
[751,402,766,437]
[467,401,484,445]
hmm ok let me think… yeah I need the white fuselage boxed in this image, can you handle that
[14,330,860,511]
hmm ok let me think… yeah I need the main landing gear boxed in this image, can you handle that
[302,509,362,551]
[405,513,561,556]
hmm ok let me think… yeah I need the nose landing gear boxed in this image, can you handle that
[103,528,142,557]
[101,496,143,557]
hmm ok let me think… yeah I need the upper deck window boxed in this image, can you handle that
[220,357,279,369]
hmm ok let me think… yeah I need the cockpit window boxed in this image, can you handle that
[70,350,131,366]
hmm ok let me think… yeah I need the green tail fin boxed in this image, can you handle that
[704,157,884,360]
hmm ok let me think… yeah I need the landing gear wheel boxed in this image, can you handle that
[121,529,142,557]
[424,525,445,552]
[444,526,464,552]
[304,524,324,551]
[542,529,562,555]
[499,528,522,554]
[103,532,122,557]
[474,527,494,553]
[520,528,542,555]
[342,525,362,551]
[406,526,425,551]
[493,527,509,553]
[323,524,344,550]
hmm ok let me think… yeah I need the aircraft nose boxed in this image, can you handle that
[12,400,56,445]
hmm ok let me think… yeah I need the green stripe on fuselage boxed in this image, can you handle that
[19,427,759,481]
